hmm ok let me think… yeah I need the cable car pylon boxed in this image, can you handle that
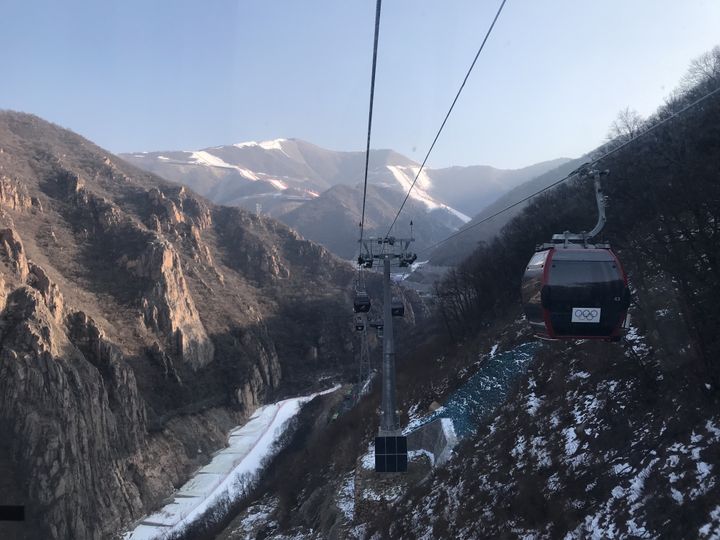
[353,311,373,402]
[358,236,416,472]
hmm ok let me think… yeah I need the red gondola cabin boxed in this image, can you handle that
[521,247,630,340]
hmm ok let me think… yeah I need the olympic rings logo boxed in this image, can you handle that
[572,308,600,322]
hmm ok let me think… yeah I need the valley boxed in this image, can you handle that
[1,3,720,539]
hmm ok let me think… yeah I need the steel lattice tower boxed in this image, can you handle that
[357,313,372,400]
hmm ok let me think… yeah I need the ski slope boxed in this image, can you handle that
[123,386,339,540]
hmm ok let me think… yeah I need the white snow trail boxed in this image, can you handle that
[123,385,339,540]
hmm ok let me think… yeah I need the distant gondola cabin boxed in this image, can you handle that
[391,297,404,317]
[355,315,365,332]
[353,290,371,313]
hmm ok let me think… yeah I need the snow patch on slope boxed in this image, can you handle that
[233,139,290,156]
[443,204,473,223]
[336,473,356,521]
[188,151,261,181]
[266,178,288,190]
[386,165,470,222]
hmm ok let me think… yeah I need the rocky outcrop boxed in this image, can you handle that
[52,169,128,239]
[0,226,29,281]
[0,283,236,540]
[131,239,215,370]
[147,186,212,231]
[147,187,185,227]
[0,287,145,539]
[66,311,147,451]
[215,210,293,283]
[147,341,183,384]
[53,168,85,199]
[0,275,6,311]
[234,329,282,412]
[50,168,216,370]
[0,175,34,211]
[146,187,222,284]
[27,262,64,321]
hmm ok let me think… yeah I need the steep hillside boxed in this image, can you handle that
[0,111,370,540]
[379,334,720,538]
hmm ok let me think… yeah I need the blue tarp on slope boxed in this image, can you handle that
[407,341,539,438]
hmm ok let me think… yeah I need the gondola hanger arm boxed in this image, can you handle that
[583,169,609,242]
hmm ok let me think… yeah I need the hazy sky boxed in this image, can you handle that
[1,0,719,169]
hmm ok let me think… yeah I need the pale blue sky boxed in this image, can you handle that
[1,0,719,168]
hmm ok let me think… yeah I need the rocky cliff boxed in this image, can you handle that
[0,111,361,539]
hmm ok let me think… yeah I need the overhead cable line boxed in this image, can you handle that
[384,0,509,239]
[359,0,383,247]
[417,83,720,255]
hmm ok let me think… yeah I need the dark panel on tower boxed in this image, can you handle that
[374,436,408,473]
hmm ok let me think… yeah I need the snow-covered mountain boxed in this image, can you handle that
[122,139,471,218]
[121,139,569,258]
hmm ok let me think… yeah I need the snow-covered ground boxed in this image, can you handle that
[123,386,339,540]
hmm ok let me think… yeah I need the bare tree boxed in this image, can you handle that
[680,45,720,92]
[606,107,645,143]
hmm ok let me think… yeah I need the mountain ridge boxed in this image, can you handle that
[121,139,570,260]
